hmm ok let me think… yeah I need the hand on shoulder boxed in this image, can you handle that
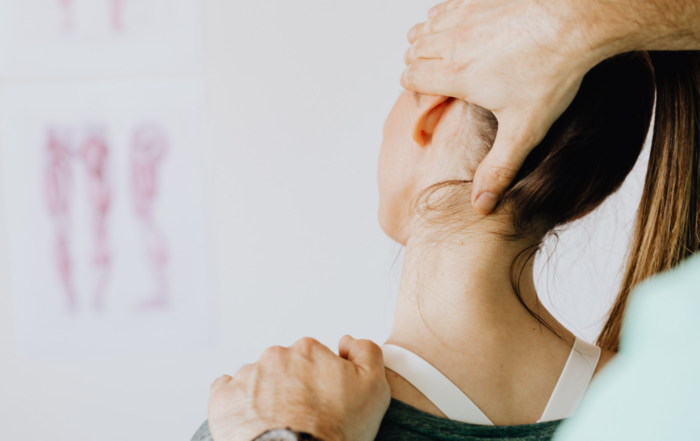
[208,336,391,441]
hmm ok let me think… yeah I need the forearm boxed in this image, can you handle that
[565,0,700,66]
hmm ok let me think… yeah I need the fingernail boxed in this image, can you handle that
[407,27,417,42]
[428,7,438,18]
[474,192,501,214]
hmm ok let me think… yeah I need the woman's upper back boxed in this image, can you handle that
[383,338,601,425]
[383,336,615,427]
[376,399,563,441]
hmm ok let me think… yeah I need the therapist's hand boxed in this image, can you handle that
[403,0,611,214]
[402,0,700,214]
[208,336,391,441]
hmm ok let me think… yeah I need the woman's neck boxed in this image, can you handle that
[384,225,579,424]
[382,222,613,425]
[387,226,572,352]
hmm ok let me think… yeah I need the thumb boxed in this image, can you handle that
[471,117,543,214]
[338,335,385,375]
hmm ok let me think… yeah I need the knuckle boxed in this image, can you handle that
[259,345,285,363]
[412,38,425,55]
[425,17,437,34]
[236,364,255,377]
[486,165,518,185]
[355,338,381,354]
[402,64,420,90]
[406,44,417,63]
[430,12,448,31]
[293,337,320,357]
[232,364,255,385]
[415,22,427,39]
[353,339,385,367]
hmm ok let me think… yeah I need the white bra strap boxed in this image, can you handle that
[382,344,494,425]
[538,337,601,422]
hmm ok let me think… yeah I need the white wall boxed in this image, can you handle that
[0,1,648,440]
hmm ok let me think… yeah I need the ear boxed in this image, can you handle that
[412,95,452,146]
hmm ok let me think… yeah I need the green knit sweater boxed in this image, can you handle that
[376,399,562,441]
[192,398,563,441]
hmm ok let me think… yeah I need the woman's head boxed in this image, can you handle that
[379,51,700,351]
[380,52,655,245]
[378,91,496,244]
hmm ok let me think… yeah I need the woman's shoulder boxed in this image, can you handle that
[385,367,447,418]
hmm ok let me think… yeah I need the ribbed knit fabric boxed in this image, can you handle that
[191,398,564,441]
[375,399,563,441]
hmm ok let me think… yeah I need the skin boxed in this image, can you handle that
[206,92,617,440]
[207,1,700,437]
[401,0,700,215]
[208,336,390,441]
[378,90,614,425]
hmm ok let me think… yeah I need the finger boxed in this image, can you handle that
[338,335,354,359]
[236,363,254,375]
[471,118,542,214]
[405,31,449,65]
[409,8,462,43]
[401,59,464,99]
[210,374,233,391]
[290,336,334,359]
[232,364,255,383]
[338,335,385,375]
[428,0,468,18]
[257,345,287,369]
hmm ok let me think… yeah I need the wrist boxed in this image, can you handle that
[270,415,344,441]
[550,0,633,71]
[252,429,325,441]
[533,0,617,79]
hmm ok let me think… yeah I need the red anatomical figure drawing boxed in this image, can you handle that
[80,126,113,311]
[45,125,113,311]
[45,127,76,310]
[131,124,170,309]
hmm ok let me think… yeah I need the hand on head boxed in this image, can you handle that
[402,0,615,214]
[208,336,390,441]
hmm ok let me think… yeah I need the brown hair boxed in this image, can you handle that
[423,51,700,352]
[598,52,700,351]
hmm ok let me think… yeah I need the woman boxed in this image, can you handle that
[373,50,700,439]
[196,51,700,441]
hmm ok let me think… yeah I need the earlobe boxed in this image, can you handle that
[412,95,452,146]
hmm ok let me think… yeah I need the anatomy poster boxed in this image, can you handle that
[0,0,202,77]
[0,80,213,355]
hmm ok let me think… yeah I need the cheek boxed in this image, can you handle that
[378,94,414,245]
[377,143,402,242]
